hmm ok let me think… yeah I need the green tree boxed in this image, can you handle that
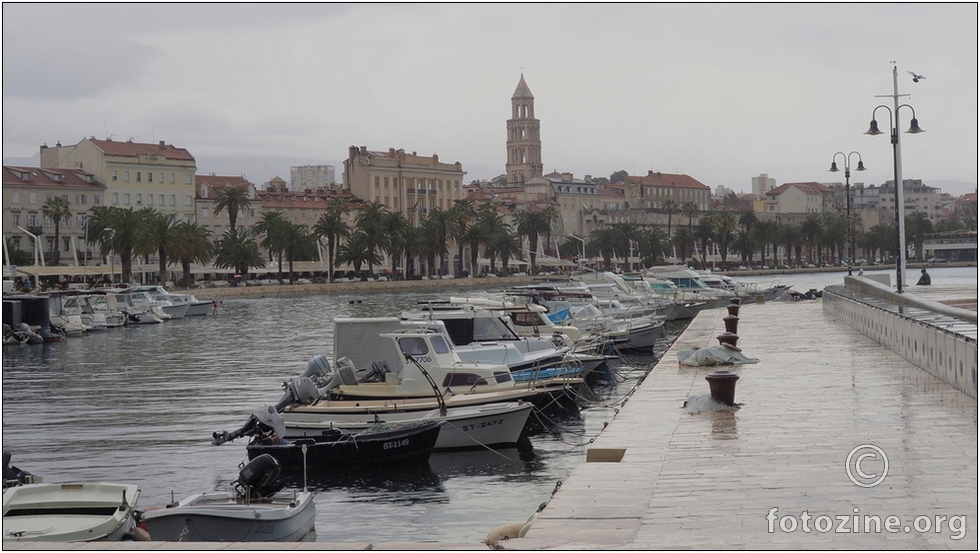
[587,228,619,270]
[661,199,678,238]
[800,215,823,265]
[4,236,32,266]
[171,221,214,288]
[692,218,715,268]
[713,211,737,264]
[488,226,522,274]
[98,206,147,283]
[609,170,628,184]
[638,227,670,266]
[672,227,694,264]
[42,195,73,265]
[312,198,351,282]
[448,199,477,275]
[731,229,758,264]
[382,210,411,278]
[137,211,182,285]
[213,185,252,233]
[213,229,266,281]
[681,202,699,228]
[354,201,389,276]
[754,219,780,267]
[254,211,289,282]
[279,223,318,283]
[780,223,802,267]
[514,209,553,274]
[905,211,933,260]
[610,221,642,272]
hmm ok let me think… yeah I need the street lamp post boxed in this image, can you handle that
[865,64,924,293]
[829,151,866,276]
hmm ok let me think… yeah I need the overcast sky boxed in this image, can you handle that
[3,3,977,196]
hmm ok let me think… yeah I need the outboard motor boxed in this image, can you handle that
[234,454,285,500]
[212,406,287,446]
[273,376,319,412]
[300,354,330,380]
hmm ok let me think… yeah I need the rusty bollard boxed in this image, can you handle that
[717,332,739,348]
[723,314,739,334]
[726,303,740,316]
[705,369,740,406]
[729,297,742,306]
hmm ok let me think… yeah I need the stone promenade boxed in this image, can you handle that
[506,299,978,549]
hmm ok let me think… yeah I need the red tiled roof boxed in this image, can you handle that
[766,181,834,196]
[196,175,254,200]
[623,172,709,189]
[3,165,105,189]
[954,192,977,204]
[87,138,195,161]
[256,189,359,210]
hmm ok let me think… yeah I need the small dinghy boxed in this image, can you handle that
[2,481,142,542]
[139,454,316,542]
[213,406,443,468]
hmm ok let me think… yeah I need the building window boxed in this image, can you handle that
[124,193,131,205]
[148,172,153,182]
[147,195,154,205]
[171,195,177,206]
[29,193,36,205]
[136,193,142,205]
[185,174,192,185]
[184,195,193,206]
[11,192,19,204]
[28,214,39,227]
[12,214,19,227]
[94,195,101,205]
[170,173,176,183]
[76,194,86,205]
[63,237,71,253]
[200,208,209,219]
[112,192,119,204]
[112,170,118,181]
[159,194,164,205]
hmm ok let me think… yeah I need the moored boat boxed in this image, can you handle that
[138,454,315,542]
[2,482,143,542]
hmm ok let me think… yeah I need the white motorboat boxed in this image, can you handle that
[283,398,534,450]
[2,482,142,542]
[128,286,212,317]
[92,291,164,324]
[697,271,791,302]
[139,455,315,542]
[641,266,735,311]
[45,292,91,335]
[401,303,604,378]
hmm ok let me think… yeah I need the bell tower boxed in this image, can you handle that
[506,74,543,185]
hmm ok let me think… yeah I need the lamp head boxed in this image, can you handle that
[856,160,866,171]
[906,118,924,134]
[829,161,840,172]
[865,119,883,136]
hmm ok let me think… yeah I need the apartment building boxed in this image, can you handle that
[342,145,465,225]
[2,166,106,263]
[763,181,836,214]
[39,137,198,222]
[290,164,337,190]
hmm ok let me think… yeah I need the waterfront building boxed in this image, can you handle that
[878,178,943,221]
[195,175,258,237]
[622,171,712,214]
[506,74,543,185]
[342,145,465,227]
[39,138,198,223]
[2,166,106,264]
[523,172,598,238]
[290,164,337,190]
[751,173,776,196]
[763,181,836,214]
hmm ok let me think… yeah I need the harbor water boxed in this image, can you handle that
[2,266,974,544]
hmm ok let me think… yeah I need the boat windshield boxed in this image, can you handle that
[398,337,428,356]
[430,335,452,354]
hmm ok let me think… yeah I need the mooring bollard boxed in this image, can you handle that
[729,297,742,306]
[705,370,740,406]
[716,331,739,348]
[723,314,739,334]
[726,303,740,316]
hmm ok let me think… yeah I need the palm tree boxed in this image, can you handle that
[800,215,822,265]
[638,227,670,266]
[821,213,846,264]
[780,223,802,267]
[5,236,32,267]
[254,211,289,282]
[731,229,758,264]
[41,195,72,265]
[488,226,522,274]
[713,211,737,264]
[661,199,678,238]
[588,228,619,270]
[692,218,715,268]
[312,199,351,282]
[448,200,477,275]
[137,211,181,285]
[462,224,484,276]
[213,185,252,233]
[213,229,266,281]
[171,221,213,288]
[610,221,641,271]
[905,211,933,260]
[538,205,560,257]
[681,202,699,228]
[672,227,694,264]
[754,219,780,267]
[100,206,147,283]
[279,223,318,283]
[425,207,453,275]
[514,209,552,274]
[738,210,759,234]
[382,210,410,278]
[354,201,389,277]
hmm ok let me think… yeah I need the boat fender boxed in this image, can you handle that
[128,525,152,541]
[483,522,525,547]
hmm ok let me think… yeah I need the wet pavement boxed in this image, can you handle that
[506,299,978,549]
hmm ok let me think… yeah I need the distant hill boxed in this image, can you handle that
[3,152,39,167]
[929,180,978,197]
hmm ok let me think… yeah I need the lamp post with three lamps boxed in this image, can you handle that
[865,64,924,292]
[829,151,865,276]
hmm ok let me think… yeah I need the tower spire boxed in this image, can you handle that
[506,74,542,185]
